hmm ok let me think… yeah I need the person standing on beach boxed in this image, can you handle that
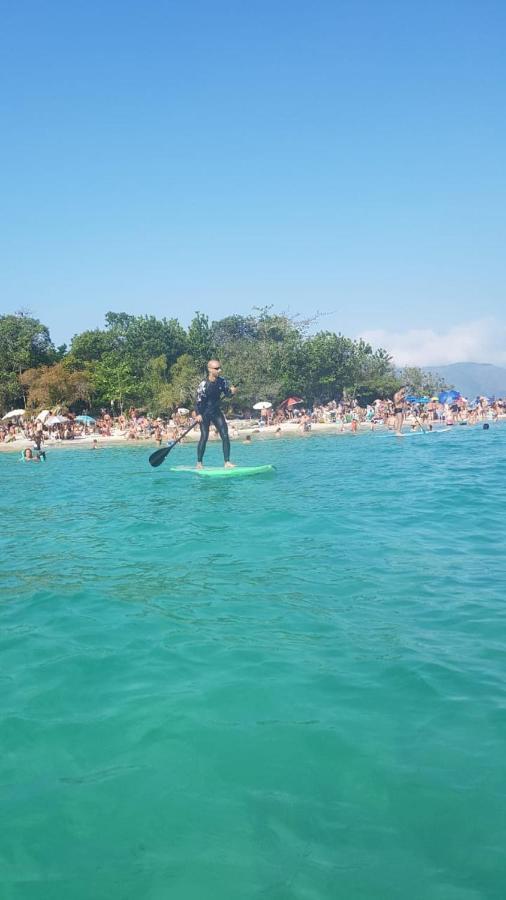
[393,386,408,434]
[195,359,237,468]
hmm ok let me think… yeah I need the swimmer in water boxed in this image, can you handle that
[23,448,40,462]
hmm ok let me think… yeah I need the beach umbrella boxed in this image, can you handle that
[46,415,69,426]
[253,401,272,410]
[75,415,96,424]
[177,407,190,415]
[2,409,26,420]
[279,396,304,408]
[439,390,461,403]
[36,409,51,422]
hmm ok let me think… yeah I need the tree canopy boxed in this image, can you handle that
[0,312,55,409]
[0,308,447,415]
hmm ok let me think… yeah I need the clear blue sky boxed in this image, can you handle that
[2,0,506,363]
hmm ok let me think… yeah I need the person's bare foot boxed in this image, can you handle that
[196,462,204,469]
[224,461,236,468]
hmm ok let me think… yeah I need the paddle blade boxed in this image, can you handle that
[148,446,172,468]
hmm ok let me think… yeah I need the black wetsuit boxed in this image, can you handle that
[196,376,233,462]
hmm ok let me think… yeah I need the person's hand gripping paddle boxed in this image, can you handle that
[148,421,198,468]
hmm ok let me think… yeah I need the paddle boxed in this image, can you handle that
[404,398,426,434]
[148,421,198,468]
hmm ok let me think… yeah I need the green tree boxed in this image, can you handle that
[187,312,216,369]
[0,312,55,411]
[212,308,304,408]
[0,305,424,416]
[55,344,68,361]
[352,345,401,405]
[104,312,135,335]
[211,314,259,347]
[399,367,449,397]
[0,373,21,415]
[142,355,169,416]
[68,328,116,364]
[296,332,359,403]
[157,354,202,411]
[92,353,138,413]
[104,312,187,373]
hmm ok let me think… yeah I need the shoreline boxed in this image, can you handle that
[1,417,502,454]
[0,421,360,453]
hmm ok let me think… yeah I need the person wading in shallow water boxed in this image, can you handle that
[393,386,408,435]
[195,359,238,468]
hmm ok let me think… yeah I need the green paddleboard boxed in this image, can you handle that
[170,465,275,478]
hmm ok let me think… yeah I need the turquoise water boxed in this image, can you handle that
[1,427,505,900]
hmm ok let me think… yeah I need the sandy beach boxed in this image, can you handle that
[3,415,502,455]
[0,420,366,453]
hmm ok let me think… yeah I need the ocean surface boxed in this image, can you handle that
[1,426,505,900]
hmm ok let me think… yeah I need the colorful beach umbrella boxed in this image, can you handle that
[75,415,96,424]
[279,396,304,408]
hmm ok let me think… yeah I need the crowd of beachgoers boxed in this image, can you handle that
[1,394,504,456]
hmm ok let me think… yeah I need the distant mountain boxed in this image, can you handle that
[424,362,506,398]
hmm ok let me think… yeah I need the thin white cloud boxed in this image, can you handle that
[359,318,506,367]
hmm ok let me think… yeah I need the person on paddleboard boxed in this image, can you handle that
[393,386,408,435]
[195,359,237,468]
